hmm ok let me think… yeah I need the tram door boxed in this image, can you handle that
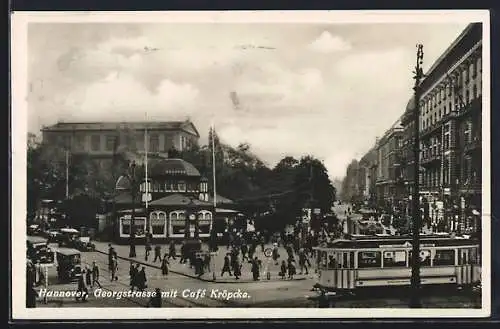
[337,251,355,289]
[458,248,472,285]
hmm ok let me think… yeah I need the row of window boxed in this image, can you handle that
[49,133,194,152]
[120,212,213,236]
[421,80,481,132]
[139,181,200,193]
[319,248,478,269]
[421,56,481,114]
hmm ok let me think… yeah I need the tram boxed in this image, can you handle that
[313,234,481,294]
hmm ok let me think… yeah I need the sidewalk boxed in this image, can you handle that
[94,241,312,284]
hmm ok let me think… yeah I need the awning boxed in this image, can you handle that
[216,208,240,214]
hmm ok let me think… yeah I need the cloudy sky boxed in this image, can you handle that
[27,22,469,179]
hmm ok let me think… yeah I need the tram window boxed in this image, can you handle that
[383,250,407,267]
[328,255,338,269]
[433,249,456,266]
[458,249,468,265]
[350,252,355,268]
[470,248,478,264]
[409,250,432,266]
[357,251,381,268]
[320,251,328,269]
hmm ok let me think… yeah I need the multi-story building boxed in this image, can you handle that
[401,23,482,233]
[400,97,417,217]
[357,146,378,206]
[41,120,200,160]
[375,117,405,212]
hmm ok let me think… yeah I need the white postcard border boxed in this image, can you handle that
[11,10,491,319]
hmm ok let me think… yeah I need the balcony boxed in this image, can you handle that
[420,121,443,139]
[421,154,441,166]
[464,137,481,153]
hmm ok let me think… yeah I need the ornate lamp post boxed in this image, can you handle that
[410,44,424,308]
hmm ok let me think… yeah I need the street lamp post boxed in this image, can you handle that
[410,44,424,308]
[129,161,137,258]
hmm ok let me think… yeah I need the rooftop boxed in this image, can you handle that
[42,120,200,137]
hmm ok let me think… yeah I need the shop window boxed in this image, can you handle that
[434,249,456,266]
[357,251,381,268]
[383,250,407,267]
[122,222,130,235]
[150,211,166,235]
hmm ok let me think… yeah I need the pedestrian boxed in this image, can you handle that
[137,266,147,291]
[108,244,114,271]
[233,257,242,280]
[221,254,232,277]
[92,261,102,288]
[241,243,248,262]
[148,288,162,308]
[161,255,169,277]
[179,243,187,264]
[203,253,211,272]
[298,249,310,275]
[248,243,255,262]
[110,255,118,281]
[168,240,177,260]
[280,260,287,280]
[195,255,204,278]
[153,244,162,262]
[272,243,280,265]
[288,259,296,279]
[129,262,136,290]
[145,241,152,262]
[76,270,88,302]
[251,257,260,281]
[260,234,265,252]
[85,265,92,287]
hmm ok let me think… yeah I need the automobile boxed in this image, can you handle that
[44,229,61,243]
[56,248,82,283]
[59,228,95,252]
[73,235,96,252]
[27,236,55,264]
[27,224,43,236]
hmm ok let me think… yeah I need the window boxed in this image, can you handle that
[150,211,166,235]
[466,90,470,104]
[470,62,476,79]
[443,160,449,185]
[470,247,479,264]
[448,102,452,114]
[357,251,381,268]
[447,83,452,96]
[327,253,338,269]
[434,249,456,266]
[105,135,116,151]
[178,181,186,192]
[149,134,159,153]
[91,135,101,151]
[409,250,431,266]
[74,135,86,150]
[383,250,407,267]
[464,67,469,84]
[473,85,477,99]
[122,221,130,235]
[320,251,328,269]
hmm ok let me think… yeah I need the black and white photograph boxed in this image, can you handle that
[11,10,490,319]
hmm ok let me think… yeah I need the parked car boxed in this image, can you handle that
[56,248,82,283]
[58,228,95,252]
[27,236,55,264]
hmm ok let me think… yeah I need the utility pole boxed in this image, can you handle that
[129,161,137,258]
[410,44,424,308]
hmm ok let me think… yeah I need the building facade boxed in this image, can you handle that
[375,118,405,213]
[401,23,482,233]
[357,146,378,206]
[113,157,233,243]
[41,120,200,159]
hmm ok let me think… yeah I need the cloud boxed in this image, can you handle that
[58,72,200,122]
[308,31,351,53]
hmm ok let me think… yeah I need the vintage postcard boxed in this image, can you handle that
[11,10,491,319]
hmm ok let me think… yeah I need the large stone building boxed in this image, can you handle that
[375,117,405,212]
[400,23,482,233]
[41,120,200,160]
[357,146,378,206]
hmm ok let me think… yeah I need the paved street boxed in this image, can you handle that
[35,244,319,308]
[94,241,314,283]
